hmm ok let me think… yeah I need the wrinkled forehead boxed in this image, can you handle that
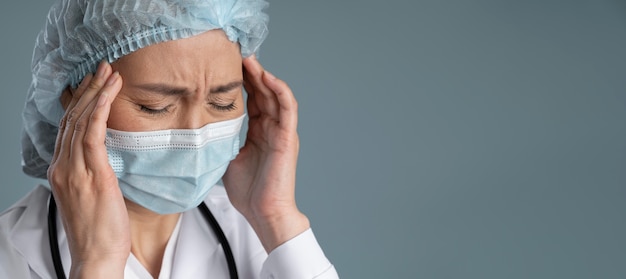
[111,30,243,87]
[58,0,268,87]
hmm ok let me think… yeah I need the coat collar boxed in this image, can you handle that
[8,185,59,278]
[171,185,241,278]
[7,185,240,279]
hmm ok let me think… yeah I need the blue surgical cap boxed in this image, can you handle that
[22,0,269,178]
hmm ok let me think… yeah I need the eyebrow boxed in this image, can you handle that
[133,80,243,96]
[210,81,243,94]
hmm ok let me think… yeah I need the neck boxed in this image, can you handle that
[125,199,181,278]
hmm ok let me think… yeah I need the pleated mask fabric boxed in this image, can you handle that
[105,114,245,214]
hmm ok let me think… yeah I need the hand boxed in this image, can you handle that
[47,61,128,278]
[222,56,310,252]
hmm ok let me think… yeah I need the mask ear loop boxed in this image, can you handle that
[48,195,67,279]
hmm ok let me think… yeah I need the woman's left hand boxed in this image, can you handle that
[222,55,309,252]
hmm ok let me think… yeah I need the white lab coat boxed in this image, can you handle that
[0,185,338,278]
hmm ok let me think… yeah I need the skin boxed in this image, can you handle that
[49,30,309,278]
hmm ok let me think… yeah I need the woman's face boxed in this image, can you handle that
[108,30,244,131]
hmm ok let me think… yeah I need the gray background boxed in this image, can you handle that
[1,0,625,278]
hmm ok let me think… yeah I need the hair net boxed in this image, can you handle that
[21,0,269,179]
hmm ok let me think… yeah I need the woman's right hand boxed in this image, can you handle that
[47,61,129,279]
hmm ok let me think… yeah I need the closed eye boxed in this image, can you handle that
[139,105,170,115]
[209,102,236,111]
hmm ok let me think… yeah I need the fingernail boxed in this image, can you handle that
[97,93,109,107]
[264,71,276,81]
[95,60,107,79]
[105,72,119,86]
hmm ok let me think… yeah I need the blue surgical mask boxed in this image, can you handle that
[105,114,245,214]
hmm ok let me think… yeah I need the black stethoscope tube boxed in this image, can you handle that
[47,195,238,279]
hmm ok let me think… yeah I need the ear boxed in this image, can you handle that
[60,86,73,110]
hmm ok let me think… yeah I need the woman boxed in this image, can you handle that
[0,0,338,278]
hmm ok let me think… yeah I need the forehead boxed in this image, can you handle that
[111,29,242,85]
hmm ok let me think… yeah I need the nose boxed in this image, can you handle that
[177,103,212,130]
[174,91,214,129]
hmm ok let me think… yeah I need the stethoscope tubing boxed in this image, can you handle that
[47,195,238,279]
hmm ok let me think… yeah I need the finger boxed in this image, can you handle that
[243,56,279,120]
[242,57,267,118]
[243,78,261,118]
[84,73,122,171]
[262,71,298,131]
[52,74,93,164]
[72,61,112,119]
[58,61,111,162]
[71,72,121,169]
[71,72,96,104]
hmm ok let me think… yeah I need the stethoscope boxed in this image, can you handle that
[47,195,238,279]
